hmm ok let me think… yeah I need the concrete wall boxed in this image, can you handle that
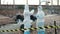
[0,5,60,17]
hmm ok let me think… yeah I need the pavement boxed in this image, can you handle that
[0,14,60,34]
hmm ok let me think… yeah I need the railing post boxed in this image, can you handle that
[54,21,57,34]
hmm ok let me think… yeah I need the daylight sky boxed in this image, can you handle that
[1,0,60,5]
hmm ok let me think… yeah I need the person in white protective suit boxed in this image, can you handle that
[36,6,45,34]
[23,3,33,34]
